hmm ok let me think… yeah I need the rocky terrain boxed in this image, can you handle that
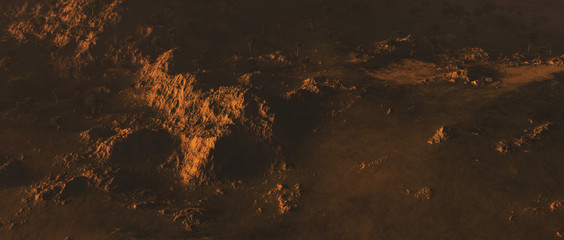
[1,0,564,239]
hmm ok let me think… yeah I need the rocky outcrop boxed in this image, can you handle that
[496,122,552,153]
[8,0,123,61]
[135,50,277,185]
[428,126,452,144]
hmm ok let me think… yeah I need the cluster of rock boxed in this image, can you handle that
[424,48,500,87]
[264,184,302,214]
[350,34,416,63]
[428,126,453,144]
[8,0,123,66]
[495,122,552,153]
[135,50,277,185]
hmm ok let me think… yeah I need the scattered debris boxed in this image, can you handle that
[513,122,552,148]
[171,208,202,231]
[415,187,433,200]
[358,156,388,172]
[403,185,433,200]
[237,71,262,87]
[266,184,302,214]
[557,227,564,239]
[550,200,563,212]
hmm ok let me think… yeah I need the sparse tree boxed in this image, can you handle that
[24,96,34,107]
[482,1,498,16]
[192,59,203,72]
[308,18,315,32]
[7,76,27,92]
[33,15,44,26]
[125,35,135,44]
[409,6,421,17]
[322,2,330,26]
[406,38,417,57]
[549,44,557,58]
[428,24,441,35]
[49,116,62,131]
[47,43,58,52]
[296,42,303,57]
[84,94,101,115]
[428,37,440,53]
[525,32,538,54]
[474,8,484,17]
[386,38,398,54]
[246,35,256,54]
[300,57,310,73]
[466,24,478,41]
[15,97,34,114]
[442,2,468,20]
[531,15,548,28]
[150,13,162,25]
[392,30,403,39]
[151,36,161,55]
[52,89,60,103]
[0,56,10,71]
[167,26,176,44]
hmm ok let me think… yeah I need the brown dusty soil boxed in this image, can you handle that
[1,0,564,239]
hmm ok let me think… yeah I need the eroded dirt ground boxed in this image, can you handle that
[1,0,564,239]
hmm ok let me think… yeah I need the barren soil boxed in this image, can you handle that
[1,0,564,239]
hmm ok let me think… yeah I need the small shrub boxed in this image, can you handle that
[49,116,62,131]
[300,57,310,73]
[0,57,11,71]
[84,94,101,114]
[296,42,303,57]
[150,13,163,25]
[15,97,34,113]
[52,89,60,102]
[246,35,256,54]
[7,76,27,91]
[151,36,161,47]
[191,59,203,72]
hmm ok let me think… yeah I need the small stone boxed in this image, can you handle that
[428,126,452,144]
[550,200,563,212]
[415,187,433,200]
